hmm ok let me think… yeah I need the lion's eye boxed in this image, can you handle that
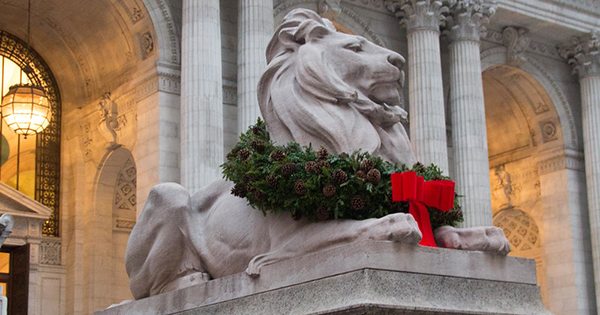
[345,43,362,52]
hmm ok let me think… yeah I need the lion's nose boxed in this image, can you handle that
[387,53,405,70]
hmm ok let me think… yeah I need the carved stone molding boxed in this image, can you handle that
[502,26,530,66]
[537,151,585,175]
[40,238,61,265]
[113,217,136,231]
[385,0,450,32]
[558,32,600,79]
[135,71,181,101]
[339,6,387,47]
[79,122,93,161]
[484,29,560,60]
[444,0,496,42]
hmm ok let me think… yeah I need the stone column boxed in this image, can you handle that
[237,0,274,133]
[386,0,450,172]
[559,32,600,308]
[181,0,223,192]
[445,0,495,227]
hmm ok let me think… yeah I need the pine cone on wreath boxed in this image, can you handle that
[333,169,348,184]
[270,150,286,161]
[266,174,278,187]
[366,169,381,184]
[322,184,336,197]
[317,147,329,160]
[238,148,251,160]
[351,196,366,210]
[250,140,266,153]
[360,159,375,172]
[304,161,319,173]
[294,180,307,195]
[282,163,297,176]
[317,160,330,170]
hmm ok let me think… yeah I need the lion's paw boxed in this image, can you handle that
[435,225,510,255]
[373,213,422,244]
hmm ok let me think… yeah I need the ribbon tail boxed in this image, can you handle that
[408,202,437,247]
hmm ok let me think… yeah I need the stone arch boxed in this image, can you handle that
[480,47,578,150]
[141,0,181,64]
[89,147,136,310]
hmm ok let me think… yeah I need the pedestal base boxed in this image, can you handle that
[97,241,549,314]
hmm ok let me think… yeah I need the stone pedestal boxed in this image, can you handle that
[97,241,548,315]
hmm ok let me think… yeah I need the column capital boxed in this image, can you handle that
[558,32,600,79]
[385,0,451,33]
[444,0,496,42]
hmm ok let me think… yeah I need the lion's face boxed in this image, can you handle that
[299,31,405,112]
[259,9,416,165]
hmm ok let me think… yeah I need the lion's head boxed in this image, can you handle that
[258,9,416,165]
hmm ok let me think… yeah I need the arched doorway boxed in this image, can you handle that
[483,64,594,312]
[89,147,136,311]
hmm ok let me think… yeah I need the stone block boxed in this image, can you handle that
[96,241,549,315]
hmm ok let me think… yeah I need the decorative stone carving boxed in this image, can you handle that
[385,0,450,31]
[502,26,530,66]
[540,120,558,142]
[140,32,154,60]
[318,0,342,20]
[493,209,539,251]
[444,0,496,42]
[40,238,61,265]
[558,32,600,78]
[114,158,137,211]
[493,165,521,209]
[126,9,510,300]
[131,7,143,23]
[98,92,121,149]
[79,122,93,160]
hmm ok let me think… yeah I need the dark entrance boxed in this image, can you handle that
[0,244,29,315]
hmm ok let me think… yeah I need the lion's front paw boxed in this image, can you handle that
[373,213,422,244]
[435,225,511,255]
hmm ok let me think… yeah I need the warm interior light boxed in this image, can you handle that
[0,84,51,136]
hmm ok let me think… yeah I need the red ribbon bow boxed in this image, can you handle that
[391,171,455,247]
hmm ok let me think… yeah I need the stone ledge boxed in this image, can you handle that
[97,241,548,315]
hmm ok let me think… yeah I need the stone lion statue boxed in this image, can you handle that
[125,9,510,300]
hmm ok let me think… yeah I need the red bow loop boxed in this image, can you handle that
[390,171,456,248]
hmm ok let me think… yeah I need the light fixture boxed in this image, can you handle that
[0,0,51,137]
[1,84,51,136]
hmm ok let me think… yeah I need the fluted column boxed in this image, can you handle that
[386,0,449,172]
[445,0,495,227]
[559,32,600,307]
[237,0,274,133]
[181,0,223,192]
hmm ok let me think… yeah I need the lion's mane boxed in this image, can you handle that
[257,9,416,165]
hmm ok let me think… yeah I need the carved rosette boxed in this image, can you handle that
[502,27,530,66]
[558,32,600,79]
[385,0,451,32]
[444,0,496,42]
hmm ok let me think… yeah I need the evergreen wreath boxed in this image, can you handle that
[221,119,463,229]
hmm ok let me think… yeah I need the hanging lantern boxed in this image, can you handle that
[1,84,51,136]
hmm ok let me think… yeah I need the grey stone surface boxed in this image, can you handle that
[98,240,547,315]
